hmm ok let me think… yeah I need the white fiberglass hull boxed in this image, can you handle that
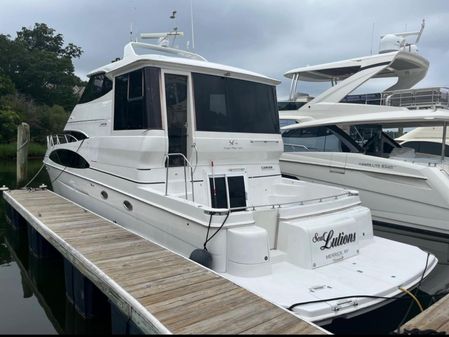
[281,152,449,238]
[45,163,437,325]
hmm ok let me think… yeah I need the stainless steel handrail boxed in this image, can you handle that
[200,190,359,215]
[47,133,79,147]
[164,153,195,202]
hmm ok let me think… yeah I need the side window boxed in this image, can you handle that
[114,67,162,130]
[49,149,89,168]
[79,74,112,104]
[282,127,344,152]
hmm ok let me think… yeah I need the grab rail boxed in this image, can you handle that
[200,190,359,215]
[47,134,79,148]
[164,153,195,202]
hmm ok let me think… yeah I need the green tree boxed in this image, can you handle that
[0,23,83,111]
[0,73,15,97]
[0,109,20,143]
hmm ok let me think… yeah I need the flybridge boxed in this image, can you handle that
[284,20,429,102]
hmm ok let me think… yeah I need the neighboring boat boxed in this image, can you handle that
[44,32,436,325]
[281,110,449,239]
[279,21,449,259]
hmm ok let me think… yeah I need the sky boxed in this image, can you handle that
[1,0,448,100]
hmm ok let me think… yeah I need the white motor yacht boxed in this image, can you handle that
[44,33,436,324]
[279,22,449,260]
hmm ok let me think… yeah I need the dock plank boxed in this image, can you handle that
[401,293,449,333]
[3,188,326,335]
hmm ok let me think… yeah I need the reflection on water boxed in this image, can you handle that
[1,159,449,334]
[0,159,110,334]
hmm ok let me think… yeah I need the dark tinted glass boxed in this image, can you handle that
[114,67,161,130]
[128,70,143,100]
[145,67,162,129]
[227,176,246,209]
[79,74,112,104]
[209,177,227,209]
[49,149,89,168]
[282,126,359,153]
[193,73,279,134]
[402,141,449,156]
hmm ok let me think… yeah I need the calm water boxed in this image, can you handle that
[0,159,448,334]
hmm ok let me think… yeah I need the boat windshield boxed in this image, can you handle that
[193,73,279,134]
[282,125,362,153]
[350,125,401,157]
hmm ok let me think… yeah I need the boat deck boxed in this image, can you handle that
[2,188,326,334]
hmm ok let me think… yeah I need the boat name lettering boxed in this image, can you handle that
[358,162,394,169]
[312,230,356,250]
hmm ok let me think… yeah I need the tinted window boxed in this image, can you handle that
[79,74,113,104]
[209,176,246,210]
[280,119,298,128]
[49,149,89,168]
[193,73,279,134]
[64,130,88,141]
[283,126,355,152]
[209,177,227,209]
[114,67,162,130]
[402,141,449,156]
[228,176,246,209]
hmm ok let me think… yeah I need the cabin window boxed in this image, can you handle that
[79,73,113,104]
[280,119,298,128]
[193,73,279,134]
[283,126,357,153]
[114,67,162,130]
[49,149,90,168]
[64,130,88,141]
[209,176,246,210]
[401,141,449,157]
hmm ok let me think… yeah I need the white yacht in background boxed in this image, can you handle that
[279,21,449,260]
[44,32,436,324]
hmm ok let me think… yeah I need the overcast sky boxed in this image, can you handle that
[1,0,448,99]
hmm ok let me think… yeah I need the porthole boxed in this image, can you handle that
[101,191,108,199]
[123,200,133,211]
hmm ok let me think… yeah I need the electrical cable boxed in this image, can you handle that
[395,252,431,333]
[399,287,424,312]
[203,211,230,250]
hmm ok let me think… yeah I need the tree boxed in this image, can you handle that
[0,23,83,111]
[0,109,20,143]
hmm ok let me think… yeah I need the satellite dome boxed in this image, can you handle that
[379,34,405,53]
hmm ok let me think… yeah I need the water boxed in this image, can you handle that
[0,159,111,334]
[0,159,448,334]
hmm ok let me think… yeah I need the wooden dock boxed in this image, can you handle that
[401,292,449,334]
[3,188,326,335]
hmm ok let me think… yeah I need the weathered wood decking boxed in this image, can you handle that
[401,292,449,334]
[3,188,326,335]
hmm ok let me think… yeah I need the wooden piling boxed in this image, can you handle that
[16,122,30,186]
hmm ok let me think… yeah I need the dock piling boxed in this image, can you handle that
[16,122,30,186]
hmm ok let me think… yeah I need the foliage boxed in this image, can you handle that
[0,142,47,159]
[0,23,84,145]
[0,109,20,143]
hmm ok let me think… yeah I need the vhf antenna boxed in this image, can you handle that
[170,10,178,47]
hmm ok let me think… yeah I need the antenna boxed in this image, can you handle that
[170,10,178,47]
[190,0,195,50]
[415,18,425,44]
[370,22,375,55]
[130,22,133,42]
